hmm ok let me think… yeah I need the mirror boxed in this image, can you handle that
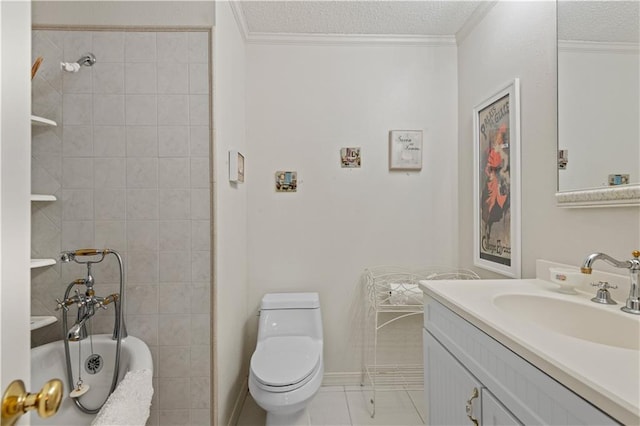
[557,1,640,207]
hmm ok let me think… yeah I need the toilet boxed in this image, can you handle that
[249,292,324,426]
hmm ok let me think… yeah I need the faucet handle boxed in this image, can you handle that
[591,281,617,290]
[55,298,70,312]
[632,250,639,259]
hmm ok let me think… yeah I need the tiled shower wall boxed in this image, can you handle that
[31,29,211,425]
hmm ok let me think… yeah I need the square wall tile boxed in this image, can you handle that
[126,284,159,315]
[159,251,191,283]
[94,158,126,189]
[93,62,124,94]
[159,220,191,251]
[63,126,93,157]
[126,95,158,126]
[94,126,125,157]
[61,220,94,249]
[94,95,125,126]
[158,315,191,346]
[63,94,93,126]
[189,63,209,94]
[126,62,157,94]
[127,158,158,189]
[94,189,126,220]
[126,126,158,157]
[189,126,210,158]
[188,32,209,64]
[62,189,94,220]
[157,63,189,94]
[158,126,189,157]
[127,250,159,284]
[158,95,189,125]
[63,67,92,94]
[158,158,190,189]
[92,32,124,62]
[126,189,158,220]
[127,220,158,252]
[125,32,157,63]
[159,189,190,220]
[157,32,189,63]
[158,284,191,314]
[189,95,209,126]
[158,346,190,378]
[94,221,126,250]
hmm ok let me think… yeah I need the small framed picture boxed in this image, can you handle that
[389,130,422,170]
[340,147,361,168]
[275,171,297,192]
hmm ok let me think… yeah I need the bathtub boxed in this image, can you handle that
[30,334,153,425]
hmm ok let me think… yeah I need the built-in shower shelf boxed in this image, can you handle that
[30,194,57,202]
[30,258,56,269]
[30,115,57,127]
[30,316,57,331]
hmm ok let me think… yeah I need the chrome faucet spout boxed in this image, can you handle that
[581,251,640,315]
[580,252,632,274]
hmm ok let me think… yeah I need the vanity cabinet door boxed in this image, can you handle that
[482,389,522,426]
[424,330,483,426]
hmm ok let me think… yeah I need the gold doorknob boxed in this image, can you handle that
[1,379,63,426]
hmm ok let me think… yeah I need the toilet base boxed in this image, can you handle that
[266,408,310,426]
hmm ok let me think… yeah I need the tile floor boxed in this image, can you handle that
[237,386,426,426]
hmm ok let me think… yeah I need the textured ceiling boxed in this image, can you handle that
[558,1,639,43]
[238,1,640,43]
[239,1,483,36]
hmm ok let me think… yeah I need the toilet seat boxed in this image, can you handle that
[251,336,322,393]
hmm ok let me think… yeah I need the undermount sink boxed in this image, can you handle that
[493,294,640,351]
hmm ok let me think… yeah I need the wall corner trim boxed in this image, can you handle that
[456,1,498,45]
[229,1,249,41]
[245,32,456,47]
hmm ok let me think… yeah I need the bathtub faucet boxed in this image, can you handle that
[57,249,127,341]
[581,250,640,315]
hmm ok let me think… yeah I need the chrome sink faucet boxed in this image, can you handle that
[581,250,640,315]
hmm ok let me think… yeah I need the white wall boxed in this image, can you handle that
[213,2,249,424]
[457,1,640,279]
[558,46,639,190]
[246,40,459,373]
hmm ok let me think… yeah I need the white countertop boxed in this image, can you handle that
[419,277,640,425]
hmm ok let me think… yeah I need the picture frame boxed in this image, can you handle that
[389,130,422,170]
[275,171,297,192]
[473,78,521,278]
[340,147,361,168]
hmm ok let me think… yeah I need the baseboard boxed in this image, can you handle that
[321,372,364,387]
[227,376,249,426]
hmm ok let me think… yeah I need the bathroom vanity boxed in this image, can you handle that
[420,268,640,425]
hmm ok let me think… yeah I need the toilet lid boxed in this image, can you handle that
[251,336,321,388]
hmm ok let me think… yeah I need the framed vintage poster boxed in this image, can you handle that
[389,130,422,170]
[473,79,521,278]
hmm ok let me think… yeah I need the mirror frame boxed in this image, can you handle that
[555,1,640,208]
[556,185,640,208]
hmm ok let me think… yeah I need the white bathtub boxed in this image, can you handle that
[30,334,153,425]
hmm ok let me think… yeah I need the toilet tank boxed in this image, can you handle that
[257,293,323,341]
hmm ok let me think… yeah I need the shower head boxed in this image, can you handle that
[61,52,96,73]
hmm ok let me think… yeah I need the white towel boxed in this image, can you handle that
[91,369,153,426]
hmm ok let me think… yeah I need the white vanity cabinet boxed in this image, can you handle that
[423,295,619,425]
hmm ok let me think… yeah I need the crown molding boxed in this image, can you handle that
[558,40,639,54]
[456,1,498,45]
[244,32,456,47]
